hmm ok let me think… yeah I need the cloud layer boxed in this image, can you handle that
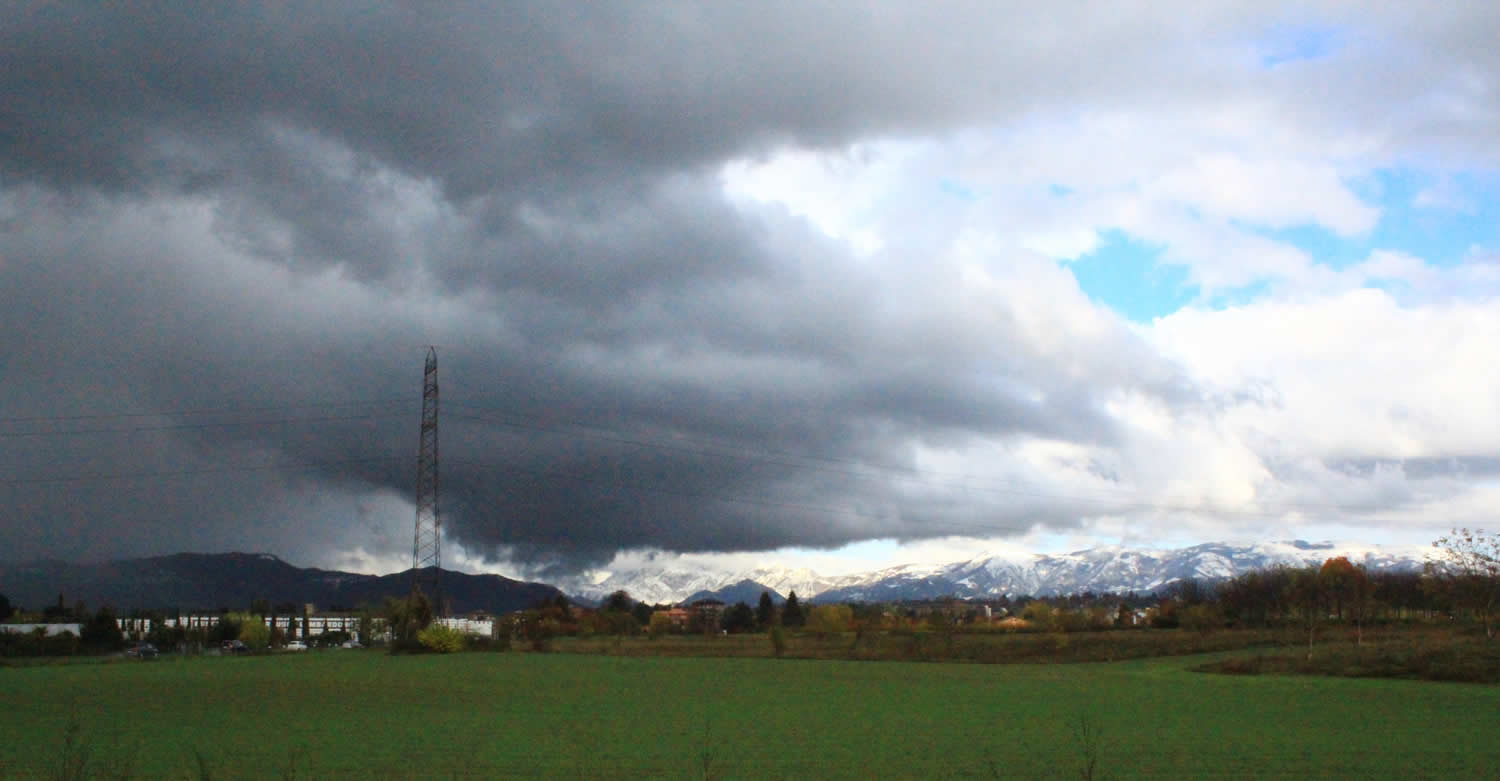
[3,2,1498,575]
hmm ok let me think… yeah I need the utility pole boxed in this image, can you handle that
[411,346,442,614]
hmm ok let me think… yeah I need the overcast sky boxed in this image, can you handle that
[3,2,1498,580]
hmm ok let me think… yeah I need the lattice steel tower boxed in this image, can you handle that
[410,346,442,612]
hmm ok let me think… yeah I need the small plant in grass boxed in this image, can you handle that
[54,717,90,781]
[51,714,138,781]
[699,712,715,781]
[1072,712,1105,781]
[191,747,219,781]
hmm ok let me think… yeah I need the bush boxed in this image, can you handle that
[769,624,786,657]
[528,618,559,652]
[647,612,674,639]
[417,623,466,653]
[806,605,853,636]
[232,613,270,651]
[1021,602,1056,632]
[80,607,125,652]
[1181,604,1224,635]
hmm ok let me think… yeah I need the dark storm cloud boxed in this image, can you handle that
[0,1,1218,572]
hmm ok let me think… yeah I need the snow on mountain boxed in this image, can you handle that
[557,541,1428,605]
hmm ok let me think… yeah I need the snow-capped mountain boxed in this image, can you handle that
[559,541,1428,604]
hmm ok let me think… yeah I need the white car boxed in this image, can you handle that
[284,640,308,651]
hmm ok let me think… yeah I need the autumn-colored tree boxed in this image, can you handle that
[1022,601,1057,632]
[805,604,852,636]
[1319,556,1375,645]
[1427,528,1500,639]
[647,611,674,638]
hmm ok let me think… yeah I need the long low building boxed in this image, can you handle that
[0,623,82,636]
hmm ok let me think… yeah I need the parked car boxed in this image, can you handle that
[221,639,249,654]
[124,643,158,659]
[341,640,363,649]
[284,640,307,651]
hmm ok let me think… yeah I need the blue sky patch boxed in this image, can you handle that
[1066,230,1196,322]
[1263,168,1499,270]
[1260,25,1345,68]
[938,178,976,201]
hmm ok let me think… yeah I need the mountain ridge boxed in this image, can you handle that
[560,540,1429,604]
[0,552,564,615]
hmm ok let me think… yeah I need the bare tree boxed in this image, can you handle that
[1427,528,1500,639]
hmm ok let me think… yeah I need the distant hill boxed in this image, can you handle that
[680,579,784,606]
[0,553,563,615]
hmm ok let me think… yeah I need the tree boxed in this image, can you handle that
[631,600,653,627]
[1286,567,1325,660]
[721,602,756,634]
[647,611,674,638]
[235,613,270,651]
[1179,603,1223,635]
[1427,528,1500,639]
[79,606,125,652]
[1319,556,1375,645]
[383,590,435,649]
[356,604,376,646]
[603,590,633,614]
[209,612,242,645]
[1022,601,1057,632]
[782,591,804,628]
[805,604,852,636]
[43,593,71,622]
[756,592,776,630]
[0,593,12,622]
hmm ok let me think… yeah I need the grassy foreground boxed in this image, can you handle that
[2,650,1496,779]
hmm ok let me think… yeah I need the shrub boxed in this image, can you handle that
[417,623,466,653]
[647,612,674,639]
[1181,604,1224,635]
[236,615,270,651]
[769,624,786,657]
[806,605,853,636]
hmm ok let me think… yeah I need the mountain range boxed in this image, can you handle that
[0,541,1431,614]
[561,541,1430,605]
[0,553,563,615]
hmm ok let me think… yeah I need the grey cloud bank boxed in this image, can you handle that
[3,2,1496,575]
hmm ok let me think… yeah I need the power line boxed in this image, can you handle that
[0,410,411,439]
[0,397,410,426]
[0,455,404,486]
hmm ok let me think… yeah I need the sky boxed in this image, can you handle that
[3,2,1499,581]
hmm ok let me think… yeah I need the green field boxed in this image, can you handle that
[2,650,1495,779]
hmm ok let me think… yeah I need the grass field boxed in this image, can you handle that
[2,649,1495,779]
